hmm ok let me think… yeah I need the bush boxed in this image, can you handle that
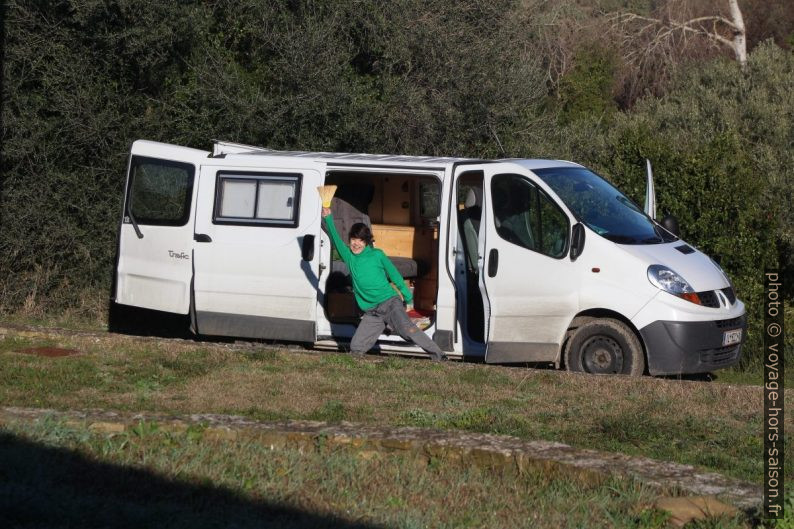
[553,47,619,126]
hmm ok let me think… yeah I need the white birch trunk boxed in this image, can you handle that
[728,0,747,67]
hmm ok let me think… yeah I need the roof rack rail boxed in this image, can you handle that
[211,140,274,157]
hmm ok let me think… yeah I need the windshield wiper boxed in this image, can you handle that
[126,206,144,239]
[640,236,663,244]
[603,234,637,244]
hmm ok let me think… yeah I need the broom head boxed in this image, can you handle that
[317,185,338,208]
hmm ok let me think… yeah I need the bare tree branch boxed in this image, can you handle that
[609,0,747,68]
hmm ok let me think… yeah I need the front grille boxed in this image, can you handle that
[716,316,743,329]
[722,287,736,304]
[697,290,720,308]
[700,344,741,366]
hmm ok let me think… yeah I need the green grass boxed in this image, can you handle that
[0,335,47,353]
[0,418,754,529]
[0,310,107,333]
[308,399,348,422]
[715,367,766,386]
[0,327,790,487]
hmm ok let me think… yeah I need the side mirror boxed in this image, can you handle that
[301,234,315,261]
[660,215,680,238]
[570,223,586,261]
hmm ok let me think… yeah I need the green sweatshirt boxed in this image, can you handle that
[324,214,412,310]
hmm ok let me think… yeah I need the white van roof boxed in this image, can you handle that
[512,159,584,170]
[211,140,584,171]
[212,140,477,166]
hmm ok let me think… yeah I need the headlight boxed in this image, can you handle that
[647,265,701,305]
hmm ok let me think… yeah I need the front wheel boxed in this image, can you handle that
[564,318,645,376]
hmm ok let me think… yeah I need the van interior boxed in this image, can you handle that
[322,171,441,334]
[455,171,485,344]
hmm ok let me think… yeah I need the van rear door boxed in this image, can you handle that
[114,141,208,314]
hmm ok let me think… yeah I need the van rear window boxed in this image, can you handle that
[127,156,195,226]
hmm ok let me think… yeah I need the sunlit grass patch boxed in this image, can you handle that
[0,326,789,486]
[0,354,102,400]
[308,400,347,422]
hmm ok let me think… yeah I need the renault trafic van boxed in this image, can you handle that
[112,140,746,376]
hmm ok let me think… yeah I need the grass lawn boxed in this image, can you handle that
[0,324,790,489]
[1,417,751,529]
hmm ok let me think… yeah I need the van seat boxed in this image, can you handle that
[331,256,421,279]
[458,187,482,273]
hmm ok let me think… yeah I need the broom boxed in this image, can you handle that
[316,185,338,208]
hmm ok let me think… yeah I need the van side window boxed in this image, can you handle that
[491,174,568,258]
[127,156,195,226]
[539,192,569,257]
[214,172,301,227]
[419,180,440,220]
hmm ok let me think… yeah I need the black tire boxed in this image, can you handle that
[564,318,645,376]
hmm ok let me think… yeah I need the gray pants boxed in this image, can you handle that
[350,296,444,359]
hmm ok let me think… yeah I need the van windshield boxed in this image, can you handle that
[533,167,677,245]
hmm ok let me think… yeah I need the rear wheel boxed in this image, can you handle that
[564,318,645,376]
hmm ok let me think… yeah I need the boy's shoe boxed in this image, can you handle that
[429,352,448,362]
[350,350,366,358]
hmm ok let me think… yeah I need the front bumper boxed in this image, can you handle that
[639,314,746,375]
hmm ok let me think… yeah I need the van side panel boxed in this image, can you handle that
[572,233,661,327]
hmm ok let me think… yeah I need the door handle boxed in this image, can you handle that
[194,233,212,243]
[301,234,315,261]
[488,249,499,277]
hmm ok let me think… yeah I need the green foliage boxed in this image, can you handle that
[554,48,619,125]
[1,0,207,312]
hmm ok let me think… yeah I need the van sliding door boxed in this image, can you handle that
[114,141,208,314]
[192,160,325,342]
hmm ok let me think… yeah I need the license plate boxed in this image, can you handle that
[723,329,742,346]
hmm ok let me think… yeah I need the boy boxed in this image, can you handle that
[322,207,446,361]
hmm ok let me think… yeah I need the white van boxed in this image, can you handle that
[112,139,746,376]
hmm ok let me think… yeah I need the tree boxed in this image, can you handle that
[611,0,747,67]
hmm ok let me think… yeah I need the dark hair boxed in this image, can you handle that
[349,223,374,245]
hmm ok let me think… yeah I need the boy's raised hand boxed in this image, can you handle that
[322,207,331,217]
